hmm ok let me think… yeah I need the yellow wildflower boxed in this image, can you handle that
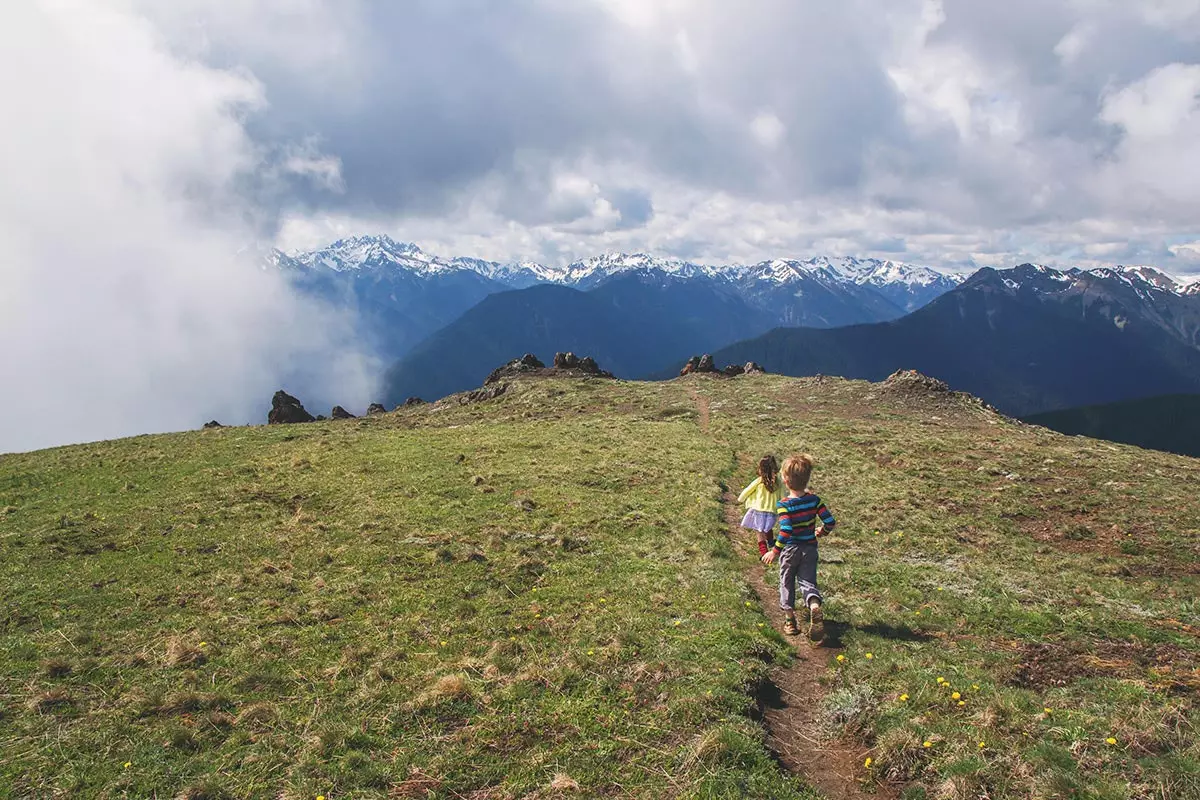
[978,742,986,749]
[957,701,966,707]
[972,684,980,690]
[123,762,131,769]
[937,676,945,684]
[439,640,447,646]
[674,620,681,626]
[923,741,932,748]
[865,653,874,660]
[587,650,594,655]
[899,693,909,702]
[952,692,961,700]
[864,756,872,768]
[836,654,845,662]
[198,642,207,648]
[1106,737,1117,745]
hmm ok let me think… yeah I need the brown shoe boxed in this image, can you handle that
[783,616,800,636]
[808,602,824,642]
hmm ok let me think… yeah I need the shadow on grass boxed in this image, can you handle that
[821,621,933,649]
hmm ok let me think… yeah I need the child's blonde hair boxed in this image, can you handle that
[757,454,779,493]
[781,454,815,492]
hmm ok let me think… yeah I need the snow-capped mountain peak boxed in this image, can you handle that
[291,235,454,274]
[559,252,722,286]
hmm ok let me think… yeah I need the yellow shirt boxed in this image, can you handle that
[738,475,783,513]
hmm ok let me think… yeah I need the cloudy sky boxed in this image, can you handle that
[134,0,1200,272]
[3,0,1200,450]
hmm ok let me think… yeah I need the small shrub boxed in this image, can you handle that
[876,726,927,781]
[26,688,72,713]
[821,683,878,737]
[1064,525,1095,541]
[164,636,206,668]
[412,674,476,709]
[41,659,72,678]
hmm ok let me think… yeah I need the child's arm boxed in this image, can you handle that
[737,477,761,504]
[815,499,837,537]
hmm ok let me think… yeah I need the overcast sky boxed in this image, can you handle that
[3,0,1200,450]
[130,0,1200,272]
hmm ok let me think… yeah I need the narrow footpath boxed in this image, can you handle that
[690,381,894,799]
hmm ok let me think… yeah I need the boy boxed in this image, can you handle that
[761,454,836,640]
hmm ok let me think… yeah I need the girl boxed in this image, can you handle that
[737,454,782,557]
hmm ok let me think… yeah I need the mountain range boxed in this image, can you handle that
[272,235,965,364]
[707,264,1200,416]
[271,235,1200,419]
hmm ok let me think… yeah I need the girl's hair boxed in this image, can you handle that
[757,454,779,492]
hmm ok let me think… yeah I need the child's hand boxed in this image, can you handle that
[761,549,778,565]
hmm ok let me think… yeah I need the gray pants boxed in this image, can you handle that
[779,543,821,611]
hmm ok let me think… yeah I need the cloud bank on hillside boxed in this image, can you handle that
[0,3,376,452]
[132,0,1200,273]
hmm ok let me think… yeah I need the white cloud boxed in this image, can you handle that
[0,1,376,452]
[750,112,786,148]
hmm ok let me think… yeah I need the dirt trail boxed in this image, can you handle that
[689,382,892,798]
[723,496,893,799]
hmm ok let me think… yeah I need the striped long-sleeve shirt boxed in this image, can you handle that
[774,493,836,550]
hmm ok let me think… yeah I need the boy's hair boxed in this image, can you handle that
[781,454,815,492]
[757,454,779,493]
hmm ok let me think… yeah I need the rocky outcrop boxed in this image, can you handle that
[743,362,766,375]
[401,397,426,407]
[461,383,509,404]
[680,354,719,376]
[485,354,545,385]
[722,364,745,377]
[366,403,388,415]
[882,369,951,396]
[202,420,223,429]
[552,352,613,378]
[330,406,355,420]
[879,369,994,411]
[267,391,315,425]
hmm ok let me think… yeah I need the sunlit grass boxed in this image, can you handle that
[1,373,1197,798]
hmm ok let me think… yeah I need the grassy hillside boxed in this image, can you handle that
[2,375,1198,799]
[1027,394,1200,459]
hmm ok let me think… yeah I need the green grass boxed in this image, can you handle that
[702,375,1200,799]
[1,374,1198,798]
[0,380,810,799]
